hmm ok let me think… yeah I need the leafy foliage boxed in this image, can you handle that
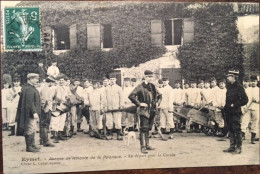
[177,4,245,81]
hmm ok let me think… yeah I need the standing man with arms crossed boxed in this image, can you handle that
[223,70,248,154]
[16,73,41,152]
[129,70,162,154]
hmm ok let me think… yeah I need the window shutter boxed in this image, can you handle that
[41,26,52,51]
[151,20,162,46]
[87,24,101,49]
[70,24,77,49]
[183,18,194,44]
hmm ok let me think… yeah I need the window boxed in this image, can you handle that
[164,19,183,45]
[103,24,113,48]
[87,23,113,50]
[151,18,194,46]
[53,25,70,50]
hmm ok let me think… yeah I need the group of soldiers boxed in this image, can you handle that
[2,64,259,154]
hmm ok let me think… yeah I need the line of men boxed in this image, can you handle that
[3,70,259,153]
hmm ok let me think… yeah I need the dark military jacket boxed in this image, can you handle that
[128,82,162,116]
[224,81,248,114]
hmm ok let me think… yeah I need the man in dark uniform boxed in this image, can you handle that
[16,73,41,152]
[223,70,248,154]
[36,60,47,82]
[129,70,162,154]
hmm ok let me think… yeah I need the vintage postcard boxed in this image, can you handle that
[1,1,259,174]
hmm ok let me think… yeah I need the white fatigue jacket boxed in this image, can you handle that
[81,86,93,106]
[185,87,200,106]
[160,85,174,110]
[213,88,226,111]
[123,86,135,107]
[172,88,184,105]
[1,88,12,109]
[86,89,103,111]
[54,85,70,103]
[200,88,214,105]
[40,83,54,111]
[247,87,259,111]
[47,65,60,78]
[105,84,123,110]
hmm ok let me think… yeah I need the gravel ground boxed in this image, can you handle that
[2,130,259,174]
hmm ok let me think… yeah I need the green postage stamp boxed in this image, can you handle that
[4,7,41,51]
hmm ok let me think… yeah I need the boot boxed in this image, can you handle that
[223,132,236,153]
[107,129,113,140]
[39,127,44,145]
[251,132,256,144]
[58,131,66,140]
[25,134,39,152]
[77,123,83,132]
[120,126,125,136]
[43,128,55,147]
[50,131,55,139]
[31,133,41,150]
[140,132,148,154]
[242,131,245,140]
[177,123,183,133]
[8,126,15,136]
[3,123,8,131]
[117,129,123,140]
[53,131,59,143]
[169,128,174,139]
[84,125,92,134]
[235,132,242,153]
[161,127,167,134]
[145,132,155,150]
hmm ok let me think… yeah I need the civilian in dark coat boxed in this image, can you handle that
[16,73,41,152]
[36,61,47,82]
[223,70,248,154]
[129,70,162,154]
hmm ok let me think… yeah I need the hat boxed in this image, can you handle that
[131,78,137,82]
[210,77,217,82]
[38,60,43,64]
[190,80,196,84]
[226,70,239,76]
[72,77,80,83]
[243,76,250,82]
[108,74,116,79]
[27,73,39,79]
[144,70,153,76]
[162,77,169,81]
[13,77,21,82]
[250,75,258,81]
[92,80,99,84]
[46,76,56,82]
[158,79,163,84]
[198,80,204,84]
[124,77,130,81]
[219,79,226,84]
[175,80,181,84]
[56,74,66,80]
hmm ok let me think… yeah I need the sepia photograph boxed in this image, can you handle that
[1,1,259,173]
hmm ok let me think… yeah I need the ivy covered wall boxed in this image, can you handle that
[177,4,245,81]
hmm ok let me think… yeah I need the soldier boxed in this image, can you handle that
[36,60,47,82]
[172,80,184,133]
[52,75,70,143]
[241,77,251,140]
[47,60,60,78]
[247,75,259,144]
[185,80,200,133]
[129,70,162,154]
[105,74,124,140]
[85,80,104,139]
[213,79,227,136]
[122,77,135,132]
[79,78,93,133]
[152,79,163,135]
[2,81,12,131]
[159,77,174,138]
[39,76,55,147]
[16,73,41,152]
[223,70,248,154]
